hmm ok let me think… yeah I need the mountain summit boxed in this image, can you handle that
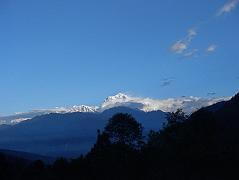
[104,93,129,102]
[101,93,228,113]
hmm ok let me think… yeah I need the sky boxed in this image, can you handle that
[0,0,239,115]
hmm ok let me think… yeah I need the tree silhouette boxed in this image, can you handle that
[165,108,188,127]
[87,129,111,159]
[104,113,144,149]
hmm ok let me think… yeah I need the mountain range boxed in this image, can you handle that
[0,93,228,125]
[0,106,166,158]
[0,92,236,159]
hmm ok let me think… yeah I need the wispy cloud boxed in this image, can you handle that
[206,44,217,53]
[217,0,239,16]
[171,28,197,54]
[187,28,197,42]
[170,1,238,58]
[207,92,217,96]
[171,41,187,54]
[184,49,198,58]
[161,78,174,87]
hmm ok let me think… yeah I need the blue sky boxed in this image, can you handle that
[0,0,238,114]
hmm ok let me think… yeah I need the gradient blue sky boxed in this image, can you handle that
[0,0,238,115]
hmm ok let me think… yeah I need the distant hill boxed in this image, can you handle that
[0,107,166,158]
[0,149,54,164]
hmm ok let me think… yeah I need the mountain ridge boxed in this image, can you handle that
[0,93,229,125]
[0,106,166,158]
[0,92,236,158]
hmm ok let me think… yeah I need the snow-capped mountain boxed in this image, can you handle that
[52,105,99,113]
[101,93,144,111]
[0,105,98,124]
[101,93,229,113]
[0,106,166,157]
[0,93,229,124]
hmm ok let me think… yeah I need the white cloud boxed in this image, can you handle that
[171,40,187,54]
[187,28,197,41]
[170,1,238,57]
[218,0,239,16]
[171,28,197,54]
[206,44,217,53]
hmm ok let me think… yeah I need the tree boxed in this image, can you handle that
[147,130,161,148]
[104,113,144,149]
[88,129,111,157]
[165,109,188,127]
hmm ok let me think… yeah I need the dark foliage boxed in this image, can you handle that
[104,113,144,148]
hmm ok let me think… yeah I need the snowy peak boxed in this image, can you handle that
[0,105,98,125]
[32,105,98,114]
[101,93,132,110]
[101,93,156,112]
[101,93,229,114]
[68,105,98,113]
[42,105,99,114]
[103,93,129,103]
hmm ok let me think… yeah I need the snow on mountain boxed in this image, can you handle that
[10,118,31,124]
[101,93,144,110]
[0,105,98,124]
[101,93,229,114]
[0,93,229,125]
[50,105,99,113]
